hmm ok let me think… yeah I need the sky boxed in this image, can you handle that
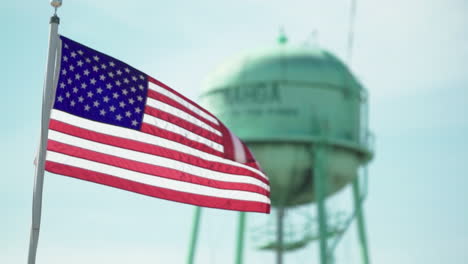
[2,0,468,263]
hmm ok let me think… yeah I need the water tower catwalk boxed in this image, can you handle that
[187,35,374,264]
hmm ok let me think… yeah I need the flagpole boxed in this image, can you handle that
[28,2,61,264]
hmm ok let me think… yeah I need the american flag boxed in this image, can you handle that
[45,36,270,213]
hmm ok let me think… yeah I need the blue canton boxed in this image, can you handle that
[54,36,148,130]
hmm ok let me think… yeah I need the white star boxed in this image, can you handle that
[83,69,90,76]
[93,66,99,72]
[63,56,68,62]
[67,78,73,84]
[75,73,81,80]
[64,44,69,49]
[61,69,67,75]
[69,65,75,71]
[81,83,87,89]
[77,50,84,55]
[78,96,84,102]
[132,76,137,81]
[100,109,106,116]
[116,69,122,75]
[57,96,64,102]
[139,74,144,80]
[139,84,144,90]
[70,100,76,107]
[119,101,126,108]
[106,83,113,89]
[87,91,94,98]
[77,60,83,67]
[90,78,97,85]
[135,107,141,113]
[125,111,131,117]
[113,92,119,99]
[109,61,115,67]
[96,87,103,94]
[93,55,100,61]
[132,120,138,126]
[130,87,136,92]
[73,87,78,93]
[60,82,66,88]
[122,89,128,95]
[124,78,130,84]
[71,51,77,58]
[93,100,100,107]
[66,92,71,98]
[128,98,135,104]
[116,114,122,121]
[137,96,143,101]
[109,105,116,112]
[84,104,90,111]
[101,63,107,69]
[124,67,130,73]
[108,72,114,78]
[103,96,110,102]
[85,58,91,63]
[100,75,106,81]
[115,80,121,86]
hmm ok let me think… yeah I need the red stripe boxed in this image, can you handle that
[219,123,235,161]
[45,161,270,213]
[49,119,268,184]
[147,76,219,123]
[147,89,219,129]
[47,140,269,196]
[144,105,223,145]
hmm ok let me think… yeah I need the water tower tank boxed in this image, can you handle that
[199,44,373,207]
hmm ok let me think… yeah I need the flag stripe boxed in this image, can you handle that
[48,119,269,185]
[47,130,269,191]
[146,97,222,136]
[46,160,270,213]
[140,123,224,157]
[47,140,269,196]
[142,114,224,152]
[50,110,267,181]
[147,89,219,130]
[144,106,223,145]
[148,79,219,125]
[46,151,270,203]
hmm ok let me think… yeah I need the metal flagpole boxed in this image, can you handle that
[187,207,202,264]
[28,1,62,264]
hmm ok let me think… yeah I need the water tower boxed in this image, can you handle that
[187,35,374,264]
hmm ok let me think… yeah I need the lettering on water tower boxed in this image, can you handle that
[210,82,298,117]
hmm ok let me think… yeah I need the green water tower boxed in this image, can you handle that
[187,37,374,264]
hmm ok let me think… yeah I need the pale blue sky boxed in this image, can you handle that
[2,0,468,263]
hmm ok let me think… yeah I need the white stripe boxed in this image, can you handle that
[146,98,222,136]
[230,131,247,163]
[46,151,270,203]
[50,110,268,180]
[48,130,269,191]
[148,82,219,125]
[143,114,224,153]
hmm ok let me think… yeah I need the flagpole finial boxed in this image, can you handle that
[50,0,62,16]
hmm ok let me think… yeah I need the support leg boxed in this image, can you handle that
[352,177,370,264]
[187,207,202,264]
[235,212,246,264]
[276,207,284,264]
[314,145,329,264]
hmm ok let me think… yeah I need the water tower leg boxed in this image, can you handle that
[314,145,330,264]
[187,207,202,264]
[276,207,285,264]
[235,212,247,264]
[352,177,370,264]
